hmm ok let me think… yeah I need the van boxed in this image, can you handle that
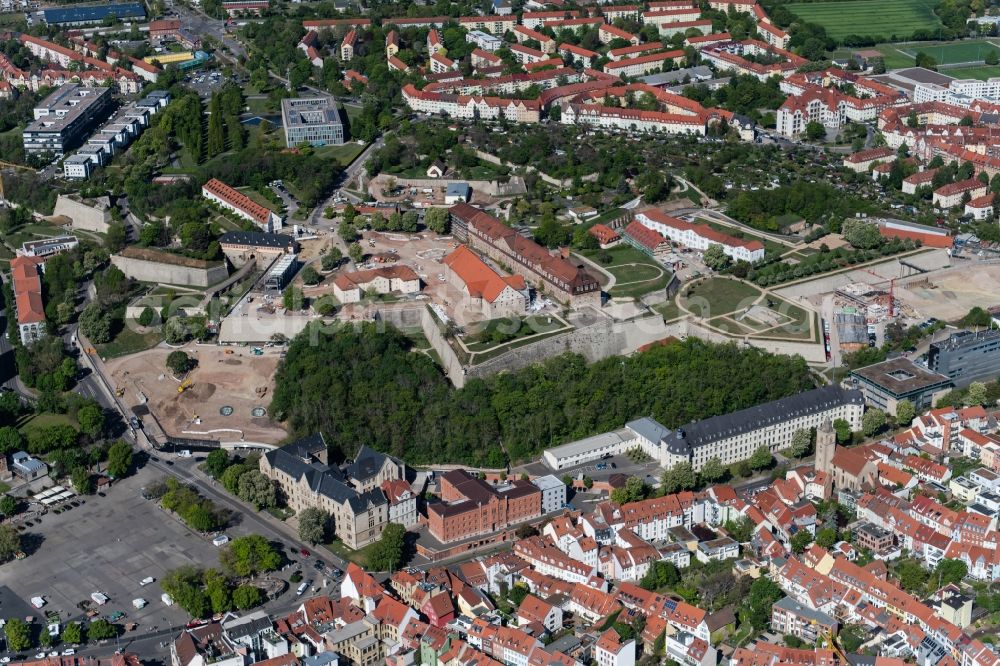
[161,593,174,606]
[177,450,192,458]
[296,582,308,596]
[212,535,230,547]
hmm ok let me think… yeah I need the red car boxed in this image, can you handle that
[300,548,310,557]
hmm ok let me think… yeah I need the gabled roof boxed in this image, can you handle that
[443,245,526,303]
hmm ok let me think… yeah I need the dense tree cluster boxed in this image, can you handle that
[155,478,230,532]
[270,325,815,466]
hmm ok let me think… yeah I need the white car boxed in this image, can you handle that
[62,649,75,656]
[48,652,58,658]
[34,654,46,660]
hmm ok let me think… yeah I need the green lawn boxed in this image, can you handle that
[246,97,275,114]
[238,188,281,212]
[17,412,78,435]
[942,65,1000,80]
[314,142,367,166]
[465,314,568,353]
[583,245,671,299]
[786,0,940,40]
[902,39,1000,65]
[95,322,164,359]
[654,299,682,322]
[681,277,762,319]
[325,538,379,568]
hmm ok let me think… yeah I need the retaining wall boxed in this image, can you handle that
[111,254,229,288]
[54,194,112,233]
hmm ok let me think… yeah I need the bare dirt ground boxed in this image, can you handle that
[895,263,1000,321]
[104,344,287,444]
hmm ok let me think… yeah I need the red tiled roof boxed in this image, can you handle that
[202,178,274,226]
[442,245,526,302]
[11,256,44,326]
[935,178,985,197]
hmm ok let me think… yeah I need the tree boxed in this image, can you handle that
[107,440,133,478]
[965,381,987,407]
[790,530,813,554]
[4,618,31,652]
[62,622,83,645]
[935,559,968,587]
[897,558,929,592]
[661,461,696,493]
[204,450,231,478]
[298,507,330,545]
[861,408,886,437]
[0,426,24,455]
[842,220,882,250]
[610,476,647,505]
[788,428,811,459]
[725,516,754,542]
[815,526,838,549]
[833,418,852,444]
[699,457,727,483]
[87,619,117,640]
[232,585,263,610]
[348,242,364,264]
[282,286,304,311]
[39,626,55,648]
[203,568,232,614]
[79,303,113,344]
[138,306,156,327]
[236,471,276,510]
[895,399,915,425]
[749,445,773,471]
[221,535,281,577]
[166,351,192,376]
[71,467,93,494]
[639,560,679,591]
[745,577,782,629]
[301,266,321,285]
[914,51,937,70]
[221,463,249,494]
[368,522,406,572]
[703,244,730,271]
[987,50,999,66]
[805,121,826,141]
[321,248,343,271]
[162,566,210,617]
[106,223,127,252]
[0,524,20,562]
[77,404,105,439]
[424,207,450,234]
[0,495,17,517]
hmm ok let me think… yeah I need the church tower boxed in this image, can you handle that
[815,418,836,476]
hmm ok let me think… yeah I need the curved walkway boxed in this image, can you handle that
[571,252,616,291]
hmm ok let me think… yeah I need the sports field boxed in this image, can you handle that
[943,65,1000,80]
[786,0,940,41]
[902,39,1000,65]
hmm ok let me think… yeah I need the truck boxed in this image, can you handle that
[132,599,147,610]
[30,597,45,609]
[212,534,230,547]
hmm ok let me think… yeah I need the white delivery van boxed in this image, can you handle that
[161,593,174,606]
[212,535,230,547]
[91,592,109,605]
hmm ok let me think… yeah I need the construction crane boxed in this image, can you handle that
[824,630,851,665]
[866,269,896,317]
[0,160,36,203]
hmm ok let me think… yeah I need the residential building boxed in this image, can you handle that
[966,193,995,220]
[11,451,47,479]
[467,30,503,52]
[531,475,567,514]
[595,629,635,666]
[843,147,895,173]
[633,208,765,262]
[603,50,686,77]
[281,97,345,147]
[23,83,114,156]
[332,265,421,303]
[20,235,78,258]
[853,522,895,555]
[382,478,418,528]
[202,178,284,232]
[849,357,954,414]
[341,30,357,60]
[928,329,1000,388]
[517,594,562,633]
[427,469,542,544]
[259,435,406,549]
[10,256,45,346]
[449,203,601,307]
[770,597,837,642]
[902,168,938,194]
[441,245,528,318]
[934,178,988,208]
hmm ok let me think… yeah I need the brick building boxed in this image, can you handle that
[427,470,541,544]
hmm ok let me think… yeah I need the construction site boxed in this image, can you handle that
[103,344,287,445]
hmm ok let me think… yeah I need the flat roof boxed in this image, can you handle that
[851,357,952,396]
[42,3,145,23]
[280,96,343,130]
[25,84,112,135]
[545,428,632,460]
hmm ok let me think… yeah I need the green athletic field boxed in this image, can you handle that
[943,65,1000,80]
[901,40,1000,65]
[785,0,941,41]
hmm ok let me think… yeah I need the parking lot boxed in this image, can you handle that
[0,464,228,631]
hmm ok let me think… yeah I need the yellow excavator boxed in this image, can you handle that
[177,379,193,394]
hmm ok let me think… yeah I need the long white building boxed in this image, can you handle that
[633,208,765,262]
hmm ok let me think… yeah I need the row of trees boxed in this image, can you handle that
[270,325,816,467]
[152,478,230,532]
[4,617,117,652]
